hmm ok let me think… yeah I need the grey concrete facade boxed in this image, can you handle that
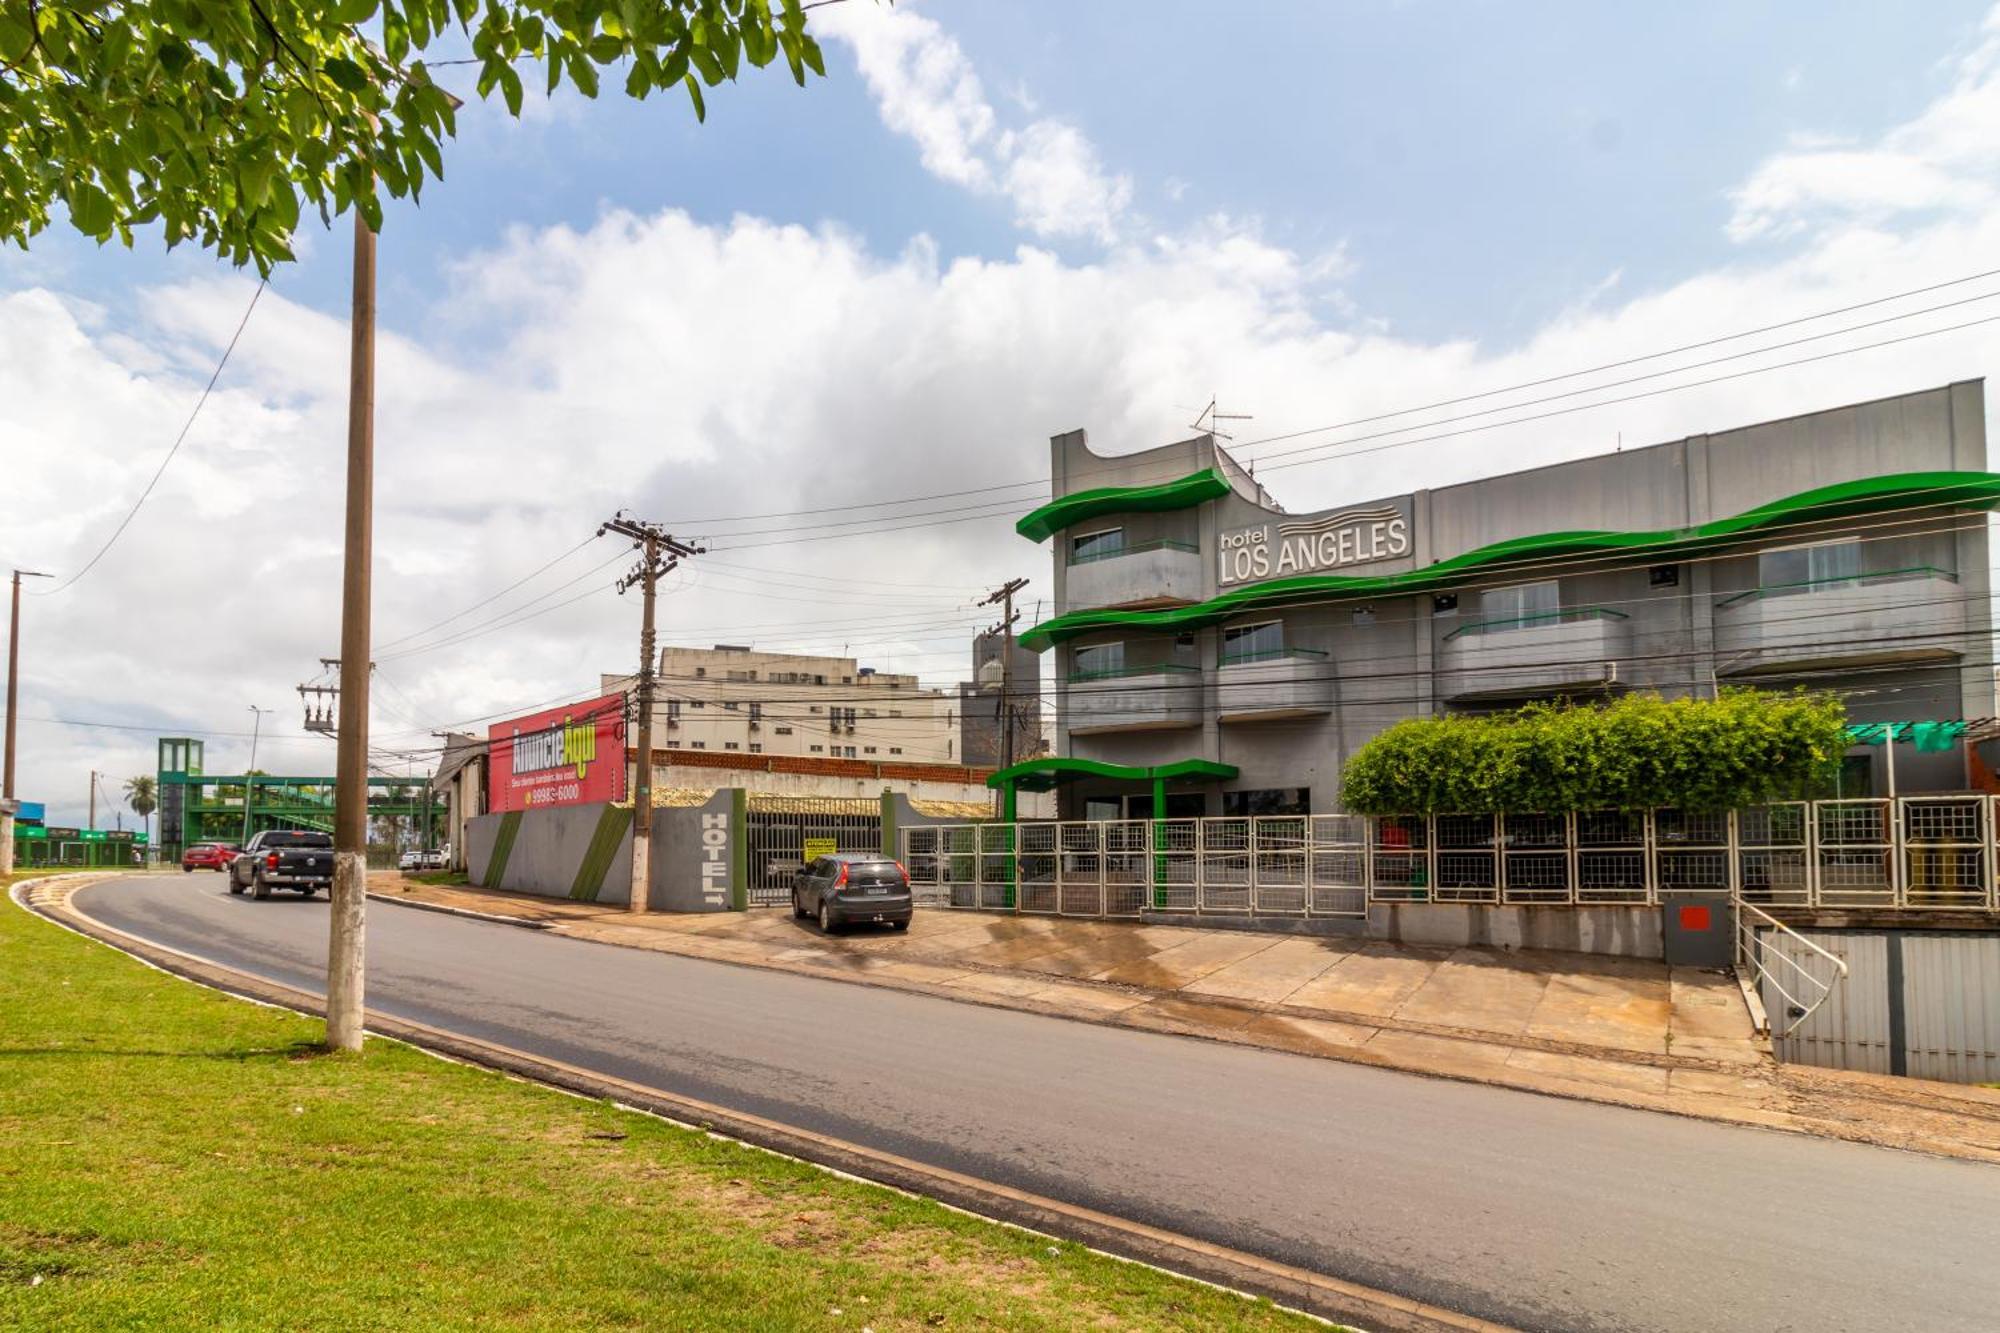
[1035,381,1996,816]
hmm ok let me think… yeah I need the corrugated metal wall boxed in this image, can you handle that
[1765,929,2000,1083]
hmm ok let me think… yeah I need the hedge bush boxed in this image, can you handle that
[1338,690,1848,814]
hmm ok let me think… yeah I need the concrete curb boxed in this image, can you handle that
[16,874,1511,1333]
[365,890,554,931]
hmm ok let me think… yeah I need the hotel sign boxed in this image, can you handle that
[1218,500,1412,587]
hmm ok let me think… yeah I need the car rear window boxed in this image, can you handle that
[846,861,903,885]
[264,832,333,848]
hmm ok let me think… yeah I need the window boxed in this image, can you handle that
[688,741,706,750]
[724,741,740,751]
[1759,540,1863,592]
[810,744,824,753]
[864,746,878,755]
[1221,621,1284,663]
[1070,527,1125,563]
[1222,788,1312,817]
[774,726,793,736]
[749,743,762,754]
[889,709,903,717]
[889,747,903,755]
[1432,593,1458,615]
[748,702,762,721]
[808,705,822,714]
[1649,565,1680,588]
[723,701,739,711]
[1478,580,1558,629]
[666,700,682,720]
[842,746,857,758]
[864,708,878,718]
[691,700,706,709]
[1073,641,1125,677]
[1352,606,1376,626]
[694,667,706,677]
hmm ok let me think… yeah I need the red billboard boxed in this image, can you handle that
[488,693,628,812]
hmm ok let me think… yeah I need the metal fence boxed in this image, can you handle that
[901,796,2000,919]
[745,809,881,907]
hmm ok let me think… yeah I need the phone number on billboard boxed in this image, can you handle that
[522,781,582,806]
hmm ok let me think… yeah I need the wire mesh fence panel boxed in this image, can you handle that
[902,827,942,899]
[1737,803,1811,907]
[1902,797,1987,909]
[1653,809,1732,897]
[1153,818,1199,912]
[1501,812,1571,905]
[1057,821,1105,917]
[1018,821,1060,914]
[1103,820,1151,917]
[1368,814,1431,903]
[1571,810,1645,905]
[977,823,1017,911]
[1816,799,1896,907]
[933,825,983,908]
[1309,815,1368,916]
[1200,818,1253,914]
[1252,817,1308,915]
[1432,813,1497,904]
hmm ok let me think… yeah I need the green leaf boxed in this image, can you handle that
[157,40,192,75]
[684,71,705,122]
[499,63,524,117]
[67,179,114,237]
[799,35,824,78]
[323,57,370,92]
[568,52,599,97]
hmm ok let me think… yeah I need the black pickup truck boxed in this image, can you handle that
[228,830,335,900]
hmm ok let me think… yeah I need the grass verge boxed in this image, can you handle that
[0,883,1329,1331]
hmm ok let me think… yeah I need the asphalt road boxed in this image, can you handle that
[74,873,2000,1333]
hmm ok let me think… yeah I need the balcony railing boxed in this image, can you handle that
[1714,565,1956,610]
[1066,662,1202,683]
[1443,607,1629,641]
[1066,538,1199,567]
[1217,646,1329,668]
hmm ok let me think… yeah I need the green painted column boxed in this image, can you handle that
[728,787,748,911]
[880,788,896,857]
[1002,780,1018,908]
[1002,780,1017,822]
[1151,773,1167,908]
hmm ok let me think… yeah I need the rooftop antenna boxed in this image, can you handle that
[1191,395,1255,471]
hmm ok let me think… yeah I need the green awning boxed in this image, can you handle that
[1020,470,2000,650]
[1015,467,1232,543]
[985,756,1238,792]
[1846,721,1967,753]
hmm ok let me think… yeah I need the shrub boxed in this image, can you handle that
[1338,690,1848,814]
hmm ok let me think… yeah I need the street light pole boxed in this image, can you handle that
[1,569,51,877]
[327,208,377,1054]
[243,705,269,848]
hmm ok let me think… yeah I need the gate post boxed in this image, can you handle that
[880,788,895,857]
[1151,773,1167,908]
[728,787,748,911]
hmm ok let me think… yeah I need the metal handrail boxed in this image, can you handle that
[1736,899,1849,1038]
[1714,564,1956,609]
[1442,606,1630,641]
[1217,646,1331,667]
[1066,538,1200,566]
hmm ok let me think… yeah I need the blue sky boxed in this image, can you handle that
[10,0,2000,822]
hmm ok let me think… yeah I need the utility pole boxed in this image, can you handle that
[1,569,51,876]
[242,705,270,848]
[88,770,97,831]
[980,577,1029,819]
[327,208,376,1055]
[600,513,702,914]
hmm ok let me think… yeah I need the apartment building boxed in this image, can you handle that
[602,644,960,765]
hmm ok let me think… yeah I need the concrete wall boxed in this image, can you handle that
[465,793,741,912]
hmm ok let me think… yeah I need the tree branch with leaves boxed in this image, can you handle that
[0,0,831,272]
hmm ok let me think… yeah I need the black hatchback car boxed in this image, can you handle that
[792,852,913,933]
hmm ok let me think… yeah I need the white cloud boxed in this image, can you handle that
[816,2,1133,242]
[14,9,2000,825]
[1729,11,2000,240]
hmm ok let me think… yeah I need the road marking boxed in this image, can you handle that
[18,873,1517,1333]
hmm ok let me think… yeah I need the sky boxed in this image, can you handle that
[8,0,2000,829]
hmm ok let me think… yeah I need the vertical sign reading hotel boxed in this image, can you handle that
[488,693,628,812]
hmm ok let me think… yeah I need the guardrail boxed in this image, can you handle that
[1737,900,1849,1038]
[904,796,2000,916]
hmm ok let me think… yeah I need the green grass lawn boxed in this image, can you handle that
[0,881,1328,1330]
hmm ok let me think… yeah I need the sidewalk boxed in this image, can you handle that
[371,873,2000,1164]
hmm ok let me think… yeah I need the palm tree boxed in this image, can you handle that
[124,775,158,852]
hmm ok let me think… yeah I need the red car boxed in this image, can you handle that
[181,842,236,873]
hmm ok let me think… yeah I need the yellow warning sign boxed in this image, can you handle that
[802,837,838,862]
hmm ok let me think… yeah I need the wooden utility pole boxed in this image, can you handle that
[600,514,701,913]
[327,209,377,1054]
[1,569,50,876]
[980,577,1029,819]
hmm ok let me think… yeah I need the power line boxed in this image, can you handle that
[41,280,268,595]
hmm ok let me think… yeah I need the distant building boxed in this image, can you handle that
[603,643,958,764]
[958,629,1044,767]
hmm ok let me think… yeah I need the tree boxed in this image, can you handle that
[0,0,831,272]
[123,772,157,843]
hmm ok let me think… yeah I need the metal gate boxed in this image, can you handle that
[744,806,882,907]
[1766,928,2000,1083]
